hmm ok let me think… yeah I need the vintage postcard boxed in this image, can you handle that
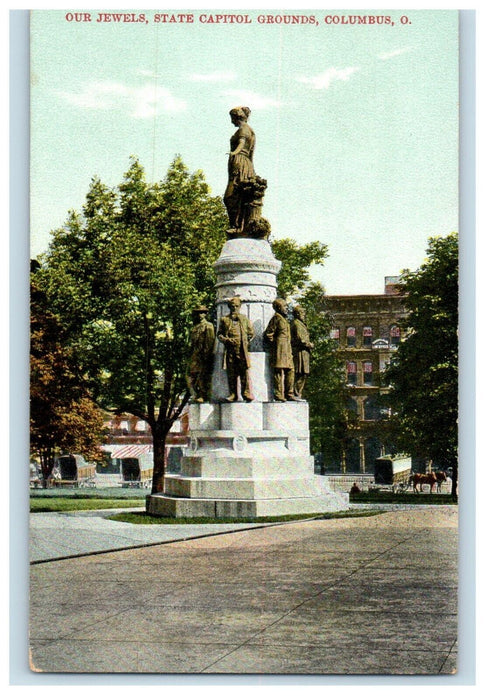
[26,6,466,679]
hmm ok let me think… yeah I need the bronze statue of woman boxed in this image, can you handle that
[223,106,256,234]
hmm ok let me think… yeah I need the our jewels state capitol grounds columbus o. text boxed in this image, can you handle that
[64,12,398,26]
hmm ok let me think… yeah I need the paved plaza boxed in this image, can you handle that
[29,507,266,563]
[29,505,458,676]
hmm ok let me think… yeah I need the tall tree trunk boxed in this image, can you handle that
[39,446,55,488]
[451,461,458,502]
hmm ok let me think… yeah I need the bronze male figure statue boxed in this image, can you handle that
[290,305,314,399]
[217,297,254,402]
[187,305,215,403]
[264,298,300,402]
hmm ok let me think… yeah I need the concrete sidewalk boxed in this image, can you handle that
[29,508,269,563]
[29,502,451,563]
[29,506,458,675]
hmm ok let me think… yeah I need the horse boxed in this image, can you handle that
[434,471,448,492]
[411,472,438,493]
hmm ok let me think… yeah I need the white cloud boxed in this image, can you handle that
[378,47,413,60]
[222,89,282,110]
[296,67,359,90]
[131,85,187,118]
[56,81,187,118]
[190,70,236,83]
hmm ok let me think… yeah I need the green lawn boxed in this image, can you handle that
[29,489,456,515]
[30,497,145,513]
[107,509,385,525]
[350,491,456,505]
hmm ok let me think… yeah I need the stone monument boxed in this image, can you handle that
[147,107,348,517]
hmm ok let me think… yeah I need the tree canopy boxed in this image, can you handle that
[384,233,458,497]
[34,157,228,492]
[271,238,328,299]
[30,267,106,485]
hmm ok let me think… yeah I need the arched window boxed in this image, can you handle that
[346,361,357,385]
[363,361,373,385]
[390,325,401,347]
[363,326,373,347]
[346,327,356,347]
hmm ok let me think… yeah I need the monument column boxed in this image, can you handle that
[212,238,281,402]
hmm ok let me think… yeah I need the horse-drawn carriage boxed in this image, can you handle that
[109,445,153,488]
[53,454,97,487]
[374,455,449,493]
[374,455,412,492]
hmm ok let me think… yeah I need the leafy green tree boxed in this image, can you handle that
[30,267,106,486]
[385,233,458,499]
[296,282,354,468]
[35,157,227,493]
[271,238,328,299]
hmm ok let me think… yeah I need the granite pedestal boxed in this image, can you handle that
[147,402,349,518]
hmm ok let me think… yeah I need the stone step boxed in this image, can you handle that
[163,475,325,500]
[178,454,314,478]
[147,490,349,519]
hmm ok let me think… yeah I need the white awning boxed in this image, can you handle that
[110,445,152,459]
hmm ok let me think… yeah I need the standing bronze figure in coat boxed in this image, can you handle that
[187,306,215,403]
[290,305,314,399]
[264,298,298,402]
[217,297,254,402]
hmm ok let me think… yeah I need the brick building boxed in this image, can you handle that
[322,276,408,473]
[100,412,189,474]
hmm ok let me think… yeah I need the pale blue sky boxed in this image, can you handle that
[30,9,459,294]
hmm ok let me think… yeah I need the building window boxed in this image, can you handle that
[363,361,373,385]
[346,361,357,385]
[344,438,361,472]
[390,325,401,347]
[363,326,373,346]
[330,328,340,344]
[364,396,381,420]
[346,327,356,347]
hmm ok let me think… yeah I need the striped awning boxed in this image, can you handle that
[110,445,152,459]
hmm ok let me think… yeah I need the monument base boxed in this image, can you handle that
[146,491,347,519]
[146,402,349,519]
